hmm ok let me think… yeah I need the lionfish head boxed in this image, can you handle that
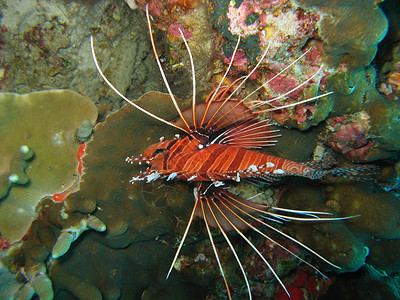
[143,138,176,162]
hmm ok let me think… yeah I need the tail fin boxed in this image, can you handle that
[303,154,337,170]
[316,164,379,181]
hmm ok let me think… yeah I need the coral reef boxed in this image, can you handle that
[209,0,331,131]
[320,111,374,162]
[379,42,400,99]
[4,92,398,299]
[132,0,389,134]
[278,181,400,276]
[276,266,332,300]
[295,0,388,69]
[2,92,197,299]
[278,183,368,273]
[206,0,392,138]
[323,66,400,162]
[321,265,400,299]
[0,145,34,200]
[0,90,97,243]
[0,260,22,300]
[1,0,399,299]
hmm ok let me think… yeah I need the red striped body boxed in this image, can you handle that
[142,136,314,182]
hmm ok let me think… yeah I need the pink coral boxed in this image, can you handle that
[291,103,315,124]
[226,0,317,52]
[227,1,260,38]
[168,23,192,39]
[268,74,301,97]
[224,50,250,73]
[322,111,374,161]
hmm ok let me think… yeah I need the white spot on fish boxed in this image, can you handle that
[266,162,275,168]
[235,173,241,182]
[248,165,258,172]
[129,176,145,183]
[213,181,225,187]
[146,171,160,182]
[167,172,177,181]
[188,175,197,181]
[273,169,285,174]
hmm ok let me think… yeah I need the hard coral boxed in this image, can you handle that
[3,92,197,299]
[209,0,333,130]
[0,90,97,242]
[279,184,368,273]
[276,266,332,300]
[325,66,400,161]
[323,265,400,299]
[0,145,34,200]
[295,0,388,69]
[211,0,320,65]
[279,181,400,277]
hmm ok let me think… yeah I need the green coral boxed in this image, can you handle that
[0,90,97,242]
[279,181,400,273]
[0,145,34,199]
[326,66,400,161]
[295,0,388,69]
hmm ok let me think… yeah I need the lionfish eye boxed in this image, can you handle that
[154,148,165,154]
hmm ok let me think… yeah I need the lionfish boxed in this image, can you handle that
[90,5,371,299]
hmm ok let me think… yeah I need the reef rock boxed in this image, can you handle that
[0,0,162,119]
[323,66,400,162]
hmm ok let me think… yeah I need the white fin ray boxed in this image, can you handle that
[200,196,232,299]
[177,28,197,129]
[166,192,200,280]
[145,5,192,132]
[219,193,329,278]
[211,196,291,297]
[90,36,188,133]
[224,193,345,269]
[206,198,252,300]
[210,119,280,149]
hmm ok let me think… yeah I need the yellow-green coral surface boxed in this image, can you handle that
[0,90,97,242]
